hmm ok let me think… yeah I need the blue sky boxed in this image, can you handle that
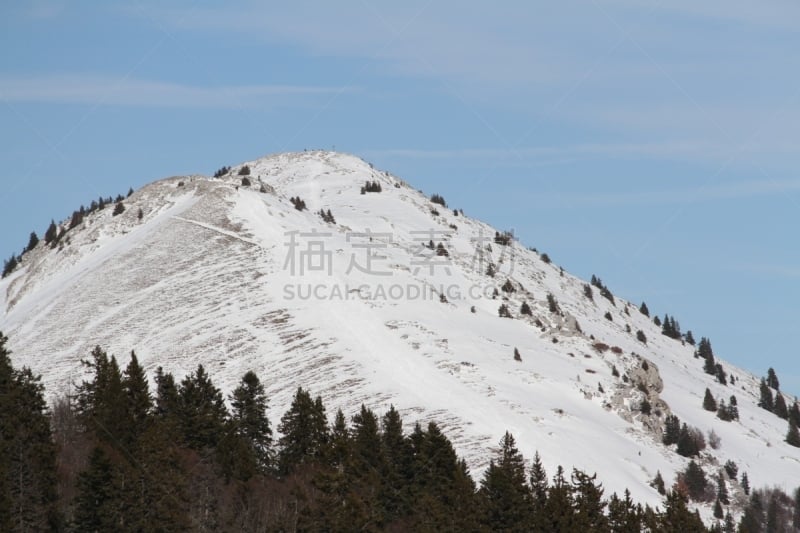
[2,1,800,394]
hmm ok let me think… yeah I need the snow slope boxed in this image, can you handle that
[1,151,798,514]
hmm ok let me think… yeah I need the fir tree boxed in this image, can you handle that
[607,489,642,532]
[791,400,800,427]
[479,432,532,530]
[0,333,60,530]
[75,347,128,446]
[547,293,559,313]
[73,447,120,532]
[572,469,607,531]
[703,388,718,412]
[26,231,39,252]
[663,414,681,446]
[652,471,666,495]
[380,405,409,521]
[699,337,716,375]
[584,284,594,301]
[787,418,800,447]
[758,378,775,411]
[684,460,707,501]
[277,387,329,473]
[717,471,730,505]
[176,364,228,449]
[639,301,650,317]
[230,371,272,472]
[544,465,574,532]
[766,367,780,390]
[112,201,125,216]
[529,451,548,523]
[520,301,532,316]
[2,254,17,278]
[685,330,696,345]
[713,498,724,519]
[44,220,57,244]
[741,472,750,495]
[774,393,789,420]
[660,490,707,530]
[154,366,179,420]
[122,350,152,446]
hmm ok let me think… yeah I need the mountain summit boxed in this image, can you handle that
[2,150,798,513]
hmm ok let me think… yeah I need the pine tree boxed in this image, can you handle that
[717,471,729,505]
[2,254,17,277]
[792,486,800,530]
[547,293,559,313]
[774,393,789,420]
[73,447,120,531]
[230,371,272,472]
[724,511,736,533]
[663,414,681,446]
[529,451,548,524]
[677,424,700,457]
[791,400,800,426]
[520,301,532,316]
[685,330,696,345]
[75,347,128,446]
[571,469,608,531]
[787,418,800,447]
[639,302,650,317]
[684,460,707,501]
[69,210,84,229]
[758,378,775,411]
[652,471,666,495]
[176,364,228,449]
[44,220,57,244]
[112,201,125,216]
[0,333,60,530]
[699,337,716,375]
[122,350,152,446]
[26,231,39,252]
[380,405,409,521]
[544,465,574,531]
[514,347,522,361]
[713,498,724,519]
[609,489,643,533]
[766,367,780,390]
[277,387,329,473]
[154,366,179,420]
[478,432,532,530]
[703,388,718,411]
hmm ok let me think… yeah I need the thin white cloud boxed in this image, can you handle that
[0,75,353,108]
[729,264,800,280]
[528,179,800,208]
[365,141,717,161]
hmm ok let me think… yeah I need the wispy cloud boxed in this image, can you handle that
[729,263,800,280]
[365,141,718,161]
[527,178,800,208]
[0,75,353,108]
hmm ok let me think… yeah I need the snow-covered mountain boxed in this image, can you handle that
[2,151,798,515]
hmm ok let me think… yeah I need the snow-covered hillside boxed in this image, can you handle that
[1,151,798,513]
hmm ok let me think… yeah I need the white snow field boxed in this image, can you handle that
[2,151,798,516]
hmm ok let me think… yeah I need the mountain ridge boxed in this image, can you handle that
[2,150,798,517]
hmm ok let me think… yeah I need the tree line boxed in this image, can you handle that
[1,331,788,532]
